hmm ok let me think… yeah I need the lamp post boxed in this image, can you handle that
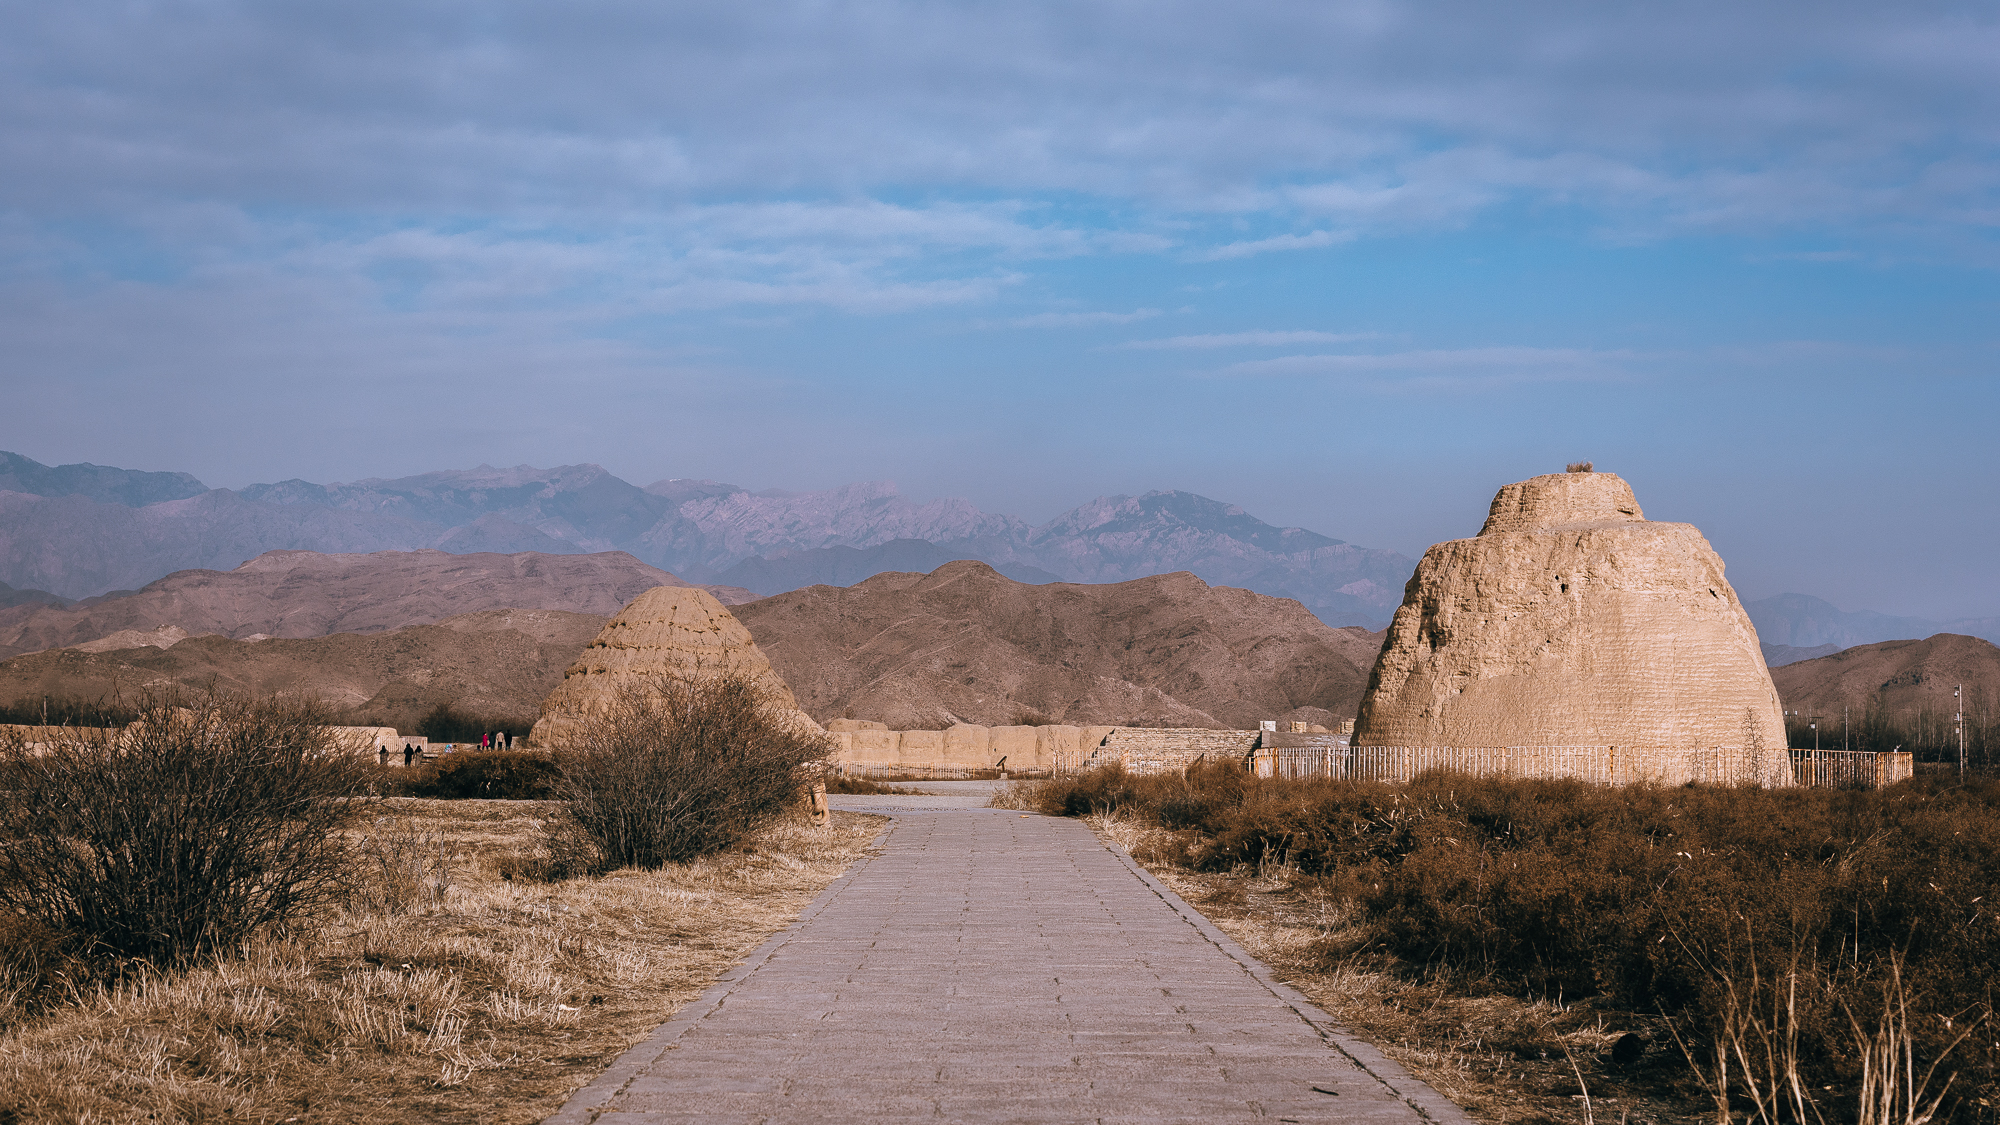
[1957,685,1966,779]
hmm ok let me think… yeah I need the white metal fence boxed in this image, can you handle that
[1054,738,1912,789]
[1788,749,1913,788]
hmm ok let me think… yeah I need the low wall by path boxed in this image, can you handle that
[829,719,1344,778]
[826,720,1124,776]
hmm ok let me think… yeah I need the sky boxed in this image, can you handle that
[1,1,1996,619]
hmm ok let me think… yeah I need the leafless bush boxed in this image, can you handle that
[1676,955,1977,1125]
[350,817,453,913]
[0,695,369,969]
[551,674,832,869]
[1567,461,1595,473]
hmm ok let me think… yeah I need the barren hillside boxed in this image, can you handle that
[1770,633,2000,719]
[0,608,605,731]
[734,560,1385,730]
[0,549,747,659]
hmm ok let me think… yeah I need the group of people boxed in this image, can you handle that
[374,733,513,767]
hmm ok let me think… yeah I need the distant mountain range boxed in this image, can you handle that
[0,451,1413,627]
[1744,593,2000,651]
[4,451,1991,646]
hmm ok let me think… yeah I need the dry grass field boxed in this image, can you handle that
[1002,768,2000,1125]
[1084,813,1703,1125]
[0,799,885,1124]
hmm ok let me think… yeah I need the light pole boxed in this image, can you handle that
[1957,685,1966,779]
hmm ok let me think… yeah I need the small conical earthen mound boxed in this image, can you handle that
[1353,472,1792,785]
[529,586,814,746]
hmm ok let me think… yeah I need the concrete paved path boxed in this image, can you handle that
[548,801,1471,1125]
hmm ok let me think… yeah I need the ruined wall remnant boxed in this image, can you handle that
[1352,472,1792,786]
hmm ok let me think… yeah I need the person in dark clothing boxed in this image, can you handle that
[378,745,389,766]
[404,743,416,767]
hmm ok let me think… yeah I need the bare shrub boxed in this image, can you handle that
[1567,461,1595,473]
[1029,765,2000,1120]
[398,748,561,799]
[350,817,453,912]
[0,696,368,970]
[551,674,832,869]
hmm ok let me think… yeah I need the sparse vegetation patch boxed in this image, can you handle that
[551,673,832,869]
[0,799,884,1123]
[1011,766,2000,1125]
[0,696,368,972]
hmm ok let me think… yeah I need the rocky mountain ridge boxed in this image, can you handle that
[0,549,748,661]
[733,560,1387,731]
[0,451,1414,625]
[1770,633,2000,734]
[7,451,1987,644]
[0,608,605,732]
[0,559,1390,735]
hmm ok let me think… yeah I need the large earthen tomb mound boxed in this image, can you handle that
[528,585,818,747]
[1352,471,1792,785]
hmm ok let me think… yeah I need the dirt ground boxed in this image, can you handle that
[0,799,886,1124]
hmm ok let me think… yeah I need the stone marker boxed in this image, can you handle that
[1353,471,1792,785]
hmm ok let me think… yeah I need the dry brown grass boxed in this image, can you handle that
[0,799,885,1124]
[1086,813,1708,1125]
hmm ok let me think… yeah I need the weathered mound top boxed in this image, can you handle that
[529,586,808,746]
[548,586,797,708]
[1478,472,1644,535]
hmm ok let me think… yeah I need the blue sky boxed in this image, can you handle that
[2,1,1995,617]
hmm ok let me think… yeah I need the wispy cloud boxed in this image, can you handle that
[1198,230,1354,260]
[1221,346,1645,387]
[1745,250,1864,264]
[1010,308,1163,328]
[1116,330,1383,350]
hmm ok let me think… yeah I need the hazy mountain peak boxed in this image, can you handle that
[5,454,1398,624]
[0,451,208,507]
[643,478,747,503]
[1030,489,1342,553]
[672,480,1026,573]
[1744,593,1950,649]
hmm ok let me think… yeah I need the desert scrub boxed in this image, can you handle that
[0,696,369,972]
[551,673,833,868]
[393,747,564,800]
[824,774,908,795]
[1019,766,2000,1125]
[0,798,885,1124]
